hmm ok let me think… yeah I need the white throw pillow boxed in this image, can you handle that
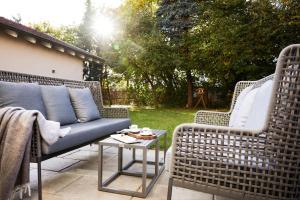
[232,87,259,128]
[245,80,274,130]
[229,85,253,127]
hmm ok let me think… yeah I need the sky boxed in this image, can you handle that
[0,0,123,27]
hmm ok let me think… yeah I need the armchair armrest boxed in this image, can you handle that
[170,123,268,176]
[100,107,129,118]
[194,110,230,126]
[169,123,279,199]
[194,80,256,126]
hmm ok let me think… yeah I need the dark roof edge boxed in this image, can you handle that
[0,17,103,63]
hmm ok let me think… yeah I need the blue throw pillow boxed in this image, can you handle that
[0,81,47,116]
[68,88,101,122]
[41,85,77,125]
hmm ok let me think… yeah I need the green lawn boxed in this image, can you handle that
[129,108,197,148]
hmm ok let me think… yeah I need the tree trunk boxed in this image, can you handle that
[104,65,112,106]
[186,69,193,108]
[144,73,159,108]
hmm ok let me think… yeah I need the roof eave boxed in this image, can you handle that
[0,17,104,64]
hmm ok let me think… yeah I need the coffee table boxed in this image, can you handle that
[98,130,167,198]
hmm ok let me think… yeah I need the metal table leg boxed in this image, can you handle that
[118,147,123,172]
[155,140,159,175]
[133,148,136,161]
[164,133,167,163]
[98,144,103,190]
[142,147,147,195]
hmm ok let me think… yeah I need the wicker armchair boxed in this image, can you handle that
[168,44,300,200]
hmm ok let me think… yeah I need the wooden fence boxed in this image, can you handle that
[102,89,228,108]
[102,90,134,105]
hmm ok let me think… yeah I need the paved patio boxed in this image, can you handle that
[28,144,231,200]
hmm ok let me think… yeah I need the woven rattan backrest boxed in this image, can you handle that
[0,70,104,109]
[266,44,300,198]
[252,74,274,88]
[229,74,274,113]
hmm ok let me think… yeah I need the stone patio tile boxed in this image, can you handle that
[71,160,100,171]
[134,149,166,162]
[63,167,98,176]
[155,171,169,186]
[78,144,100,152]
[30,157,80,172]
[56,149,80,158]
[101,157,121,172]
[132,184,167,200]
[124,162,157,174]
[103,146,119,154]
[56,175,131,200]
[30,169,59,191]
[215,196,233,200]
[61,150,98,161]
[28,148,234,200]
[169,186,212,200]
[60,160,96,172]
[26,192,65,200]
[108,175,147,191]
[38,173,82,194]
[132,183,213,200]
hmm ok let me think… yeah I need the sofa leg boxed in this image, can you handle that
[37,160,42,200]
[167,178,173,200]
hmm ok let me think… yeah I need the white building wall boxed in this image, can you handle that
[0,32,83,81]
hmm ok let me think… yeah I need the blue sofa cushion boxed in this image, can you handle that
[41,85,77,125]
[69,88,101,122]
[0,81,47,116]
[42,118,131,154]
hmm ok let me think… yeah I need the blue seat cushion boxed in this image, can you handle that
[42,118,131,154]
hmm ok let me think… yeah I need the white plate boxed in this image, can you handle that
[129,128,140,133]
[140,131,152,136]
[121,128,140,133]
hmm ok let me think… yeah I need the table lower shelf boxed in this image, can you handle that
[99,159,165,198]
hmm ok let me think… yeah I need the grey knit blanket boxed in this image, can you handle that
[0,107,71,200]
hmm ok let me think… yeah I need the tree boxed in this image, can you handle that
[194,0,300,92]
[77,0,103,81]
[31,22,78,45]
[156,0,200,108]
[31,0,299,108]
[12,14,22,23]
[77,0,95,52]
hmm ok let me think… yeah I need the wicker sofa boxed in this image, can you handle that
[0,71,131,200]
[168,44,300,200]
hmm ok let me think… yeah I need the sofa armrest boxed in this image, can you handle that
[194,110,230,126]
[100,107,129,118]
[30,121,42,162]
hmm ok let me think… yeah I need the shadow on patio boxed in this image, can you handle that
[28,144,227,200]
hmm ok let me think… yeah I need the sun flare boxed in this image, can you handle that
[93,14,116,39]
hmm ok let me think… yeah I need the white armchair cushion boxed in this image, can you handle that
[165,147,172,172]
[232,87,259,128]
[245,80,274,130]
[229,86,253,127]
[229,85,253,127]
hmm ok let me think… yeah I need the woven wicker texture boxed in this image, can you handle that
[195,74,274,125]
[170,44,300,200]
[0,70,129,159]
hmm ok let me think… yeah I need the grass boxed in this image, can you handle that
[129,108,197,148]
